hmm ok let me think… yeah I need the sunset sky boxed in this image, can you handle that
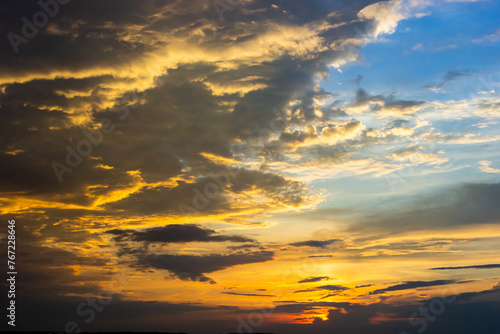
[1,0,500,333]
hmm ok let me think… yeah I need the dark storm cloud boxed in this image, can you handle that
[107,224,254,244]
[369,280,460,295]
[136,251,275,283]
[430,264,500,270]
[298,276,331,283]
[290,239,341,248]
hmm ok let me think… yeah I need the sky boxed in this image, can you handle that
[0,0,500,333]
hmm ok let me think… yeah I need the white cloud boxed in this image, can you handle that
[478,161,500,174]
[412,43,424,50]
[473,29,500,43]
[358,0,404,37]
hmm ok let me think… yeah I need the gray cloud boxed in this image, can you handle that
[272,301,353,314]
[290,239,341,248]
[270,286,500,334]
[352,88,425,113]
[0,293,232,332]
[136,251,275,283]
[295,284,349,293]
[298,276,332,283]
[369,280,461,295]
[430,264,500,270]
[355,182,500,233]
[424,69,478,89]
[222,291,274,297]
[108,224,254,244]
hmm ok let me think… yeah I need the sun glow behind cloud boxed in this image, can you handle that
[0,0,500,333]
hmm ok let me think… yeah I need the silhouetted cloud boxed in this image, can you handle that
[369,280,460,294]
[137,251,275,283]
[290,239,340,248]
[222,291,274,297]
[298,276,331,283]
[108,224,254,244]
[430,264,500,270]
[295,284,349,293]
[273,301,352,314]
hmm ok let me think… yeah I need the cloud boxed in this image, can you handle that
[412,43,424,50]
[298,276,332,283]
[348,238,472,258]
[2,1,498,333]
[227,243,263,250]
[222,291,274,297]
[0,222,114,299]
[295,284,349,293]
[349,88,426,115]
[430,264,500,270]
[357,0,404,37]
[317,284,350,291]
[271,285,500,334]
[473,29,500,43]
[0,3,407,313]
[0,0,419,226]
[107,224,254,244]
[1,293,232,332]
[369,280,460,294]
[289,239,341,248]
[355,182,500,232]
[479,161,500,174]
[272,301,352,314]
[136,251,275,283]
[424,69,477,90]
[387,145,448,166]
